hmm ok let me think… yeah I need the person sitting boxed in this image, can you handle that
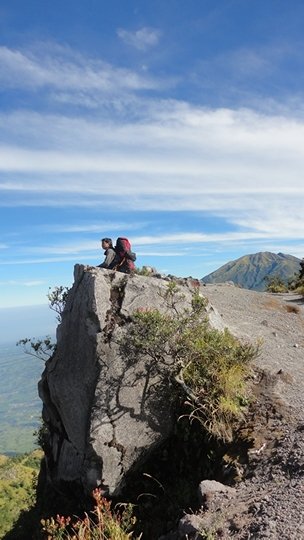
[98,238,116,269]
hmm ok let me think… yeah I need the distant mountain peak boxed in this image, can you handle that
[202,251,301,291]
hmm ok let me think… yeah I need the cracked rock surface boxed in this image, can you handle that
[39,265,214,496]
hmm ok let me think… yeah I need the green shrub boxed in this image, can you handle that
[17,285,70,361]
[121,285,257,442]
[47,285,70,322]
[295,284,304,296]
[265,275,288,293]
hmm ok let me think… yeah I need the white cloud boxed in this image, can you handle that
[117,27,161,50]
[2,36,304,302]
[232,215,304,237]
[24,280,46,287]
[0,44,160,96]
[0,88,304,254]
[263,245,304,258]
[1,105,304,206]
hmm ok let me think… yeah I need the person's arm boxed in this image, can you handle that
[98,249,116,268]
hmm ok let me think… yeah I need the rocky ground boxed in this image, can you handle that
[163,284,304,539]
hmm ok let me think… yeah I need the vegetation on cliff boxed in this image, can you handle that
[122,283,257,442]
[0,450,42,538]
[40,489,139,539]
[16,286,69,361]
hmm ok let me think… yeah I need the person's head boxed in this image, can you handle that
[101,237,113,250]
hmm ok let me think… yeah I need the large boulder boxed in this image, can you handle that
[39,265,223,497]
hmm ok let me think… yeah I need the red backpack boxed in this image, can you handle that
[114,237,136,273]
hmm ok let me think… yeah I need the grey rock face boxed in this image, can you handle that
[39,265,208,496]
[197,479,236,508]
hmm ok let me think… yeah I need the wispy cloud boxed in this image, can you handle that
[26,242,97,255]
[132,228,304,245]
[40,221,148,234]
[0,279,45,286]
[117,27,161,50]
[191,41,304,110]
[209,45,279,80]
[14,228,304,258]
[0,43,161,100]
[0,105,304,209]
[0,256,91,265]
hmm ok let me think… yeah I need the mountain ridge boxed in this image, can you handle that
[202,251,301,291]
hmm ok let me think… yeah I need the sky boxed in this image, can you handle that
[0,304,56,343]
[1,0,304,310]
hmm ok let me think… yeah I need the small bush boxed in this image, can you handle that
[180,326,256,440]
[295,284,304,296]
[17,285,69,361]
[265,275,288,293]
[134,266,156,276]
[122,285,257,442]
[16,336,55,362]
[47,285,70,322]
[41,488,139,539]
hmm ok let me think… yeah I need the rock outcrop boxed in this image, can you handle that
[38,271,304,538]
[39,265,223,497]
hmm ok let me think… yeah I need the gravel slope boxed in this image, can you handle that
[202,284,304,416]
[195,284,304,540]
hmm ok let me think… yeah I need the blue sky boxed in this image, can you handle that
[1,0,304,309]
[0,304,56,343]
